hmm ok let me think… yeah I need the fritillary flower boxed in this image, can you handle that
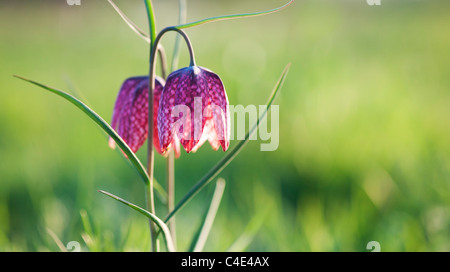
[157,66,230,154]
[109,76,179,156]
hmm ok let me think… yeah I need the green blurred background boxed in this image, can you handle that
[0,0,449,251]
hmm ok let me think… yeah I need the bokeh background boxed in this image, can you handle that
[0,0,449,251]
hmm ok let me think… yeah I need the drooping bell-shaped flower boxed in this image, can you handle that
[109,76,179,156]
[158,66,230,154]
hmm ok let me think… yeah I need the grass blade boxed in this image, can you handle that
[14,75,167,200]
[175,0,294,30]
[98,190,175,252]
[227,207,270,252]
[163,63,291,225]
[107,0,150,43]
[189,178,226,252]
[46,228,68,252]
[79,209,100,252]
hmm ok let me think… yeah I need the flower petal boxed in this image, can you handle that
[110,76,164,155]
[158,69,183,154]
[191,117,220,152]
[176,67,209,153]
[152,77,164,155]
[202,68,230,151]
[110,76,146,146]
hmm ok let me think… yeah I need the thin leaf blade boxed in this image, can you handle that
[175,0,294,30]
[14,75,167,200]
[189,178,226,252]
[227,205,271,252]
[98,190,175,252]
[107,0,150,43]
[46,228,68,252]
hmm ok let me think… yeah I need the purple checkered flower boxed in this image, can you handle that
[109,76,179,156]
[157,66,230,154]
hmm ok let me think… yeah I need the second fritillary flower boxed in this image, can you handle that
[109,76,179,156]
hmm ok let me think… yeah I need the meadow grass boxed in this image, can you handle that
[0,0,449,251]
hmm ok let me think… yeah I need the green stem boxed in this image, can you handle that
[146,27,196,244]
[157,27,196,67]
[165,0,186,249]
[150,27,196,83]
[144,0,157,47]
[146,19,196,255]
[145,182,157,251]
[157,45,168,79]
[166,149,176,248]
[144,0,158,252]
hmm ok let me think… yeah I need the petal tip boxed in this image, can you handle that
[108,138,116,150]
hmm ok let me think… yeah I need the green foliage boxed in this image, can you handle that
[98,190,175,252]
[14,75,167,202]
[1,0,449,251]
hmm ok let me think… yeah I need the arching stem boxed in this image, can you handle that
[147,26,195,252]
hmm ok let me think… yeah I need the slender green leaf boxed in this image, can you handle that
[189,178,226,252]
[226,207,270,252]
[46,228,68,252]
[79,209,100,252]
[80,210,94,239]
[98,190,176,252]
[163,63,291,225]
[175,0,294,29]
[107,0,150,43]
[14,75,167,200]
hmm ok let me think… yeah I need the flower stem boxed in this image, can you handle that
[157,45,168,79]
[145,181,157,251]
[165,0,186,249]
[145,0,158,252]
[166,149,176,248]
[144,0,157,47]
[147,23,196,252]
[156,40,176,249]
[155,27,196,67]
